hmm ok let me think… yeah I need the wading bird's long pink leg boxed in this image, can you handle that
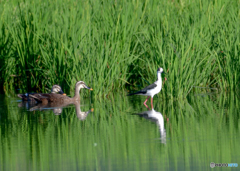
[145,105,151,110]
[151,98,153,109]
[143,96,150,108]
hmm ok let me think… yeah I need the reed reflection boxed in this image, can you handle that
[134,108,166,144]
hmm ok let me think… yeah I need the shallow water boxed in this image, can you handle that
[0,93,239,171]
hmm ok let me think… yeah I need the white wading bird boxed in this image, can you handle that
[127,67,165,109]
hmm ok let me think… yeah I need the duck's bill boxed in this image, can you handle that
[86,86,93,91]
[59,90,66,95]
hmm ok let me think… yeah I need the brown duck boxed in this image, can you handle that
[29,81,93,104]
[17,85,65,102]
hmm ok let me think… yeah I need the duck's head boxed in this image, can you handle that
[51,85,66,95]
[75,81,93,91]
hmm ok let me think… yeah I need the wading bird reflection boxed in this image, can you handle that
[134,109,166,144]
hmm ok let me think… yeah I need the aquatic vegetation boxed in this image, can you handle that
[0,0,239,99]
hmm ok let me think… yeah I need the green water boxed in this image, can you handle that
[0,93,239,171]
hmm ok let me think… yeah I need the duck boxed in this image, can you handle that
[127,67,165,109]
[29,81,93,104]
[17,85,65,102]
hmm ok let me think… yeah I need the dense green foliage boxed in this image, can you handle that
[0,0,239,98]
[0,93,239,170]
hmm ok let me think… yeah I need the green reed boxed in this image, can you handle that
[0,0,240,99]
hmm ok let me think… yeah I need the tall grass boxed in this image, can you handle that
[0,0,239,98]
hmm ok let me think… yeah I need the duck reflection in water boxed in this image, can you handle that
[134,108,166,144]
[18,101,37,109]
[19,101,93,120]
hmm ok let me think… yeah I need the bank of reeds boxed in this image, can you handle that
[0,0,239,99]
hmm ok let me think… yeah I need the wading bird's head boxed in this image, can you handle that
[157,67,164,74]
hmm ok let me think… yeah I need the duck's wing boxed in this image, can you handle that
[28,93,49,101]
[46,94,71,102]
[17,94,25,98]
[18,93,39,101]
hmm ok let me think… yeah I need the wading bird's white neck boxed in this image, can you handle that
[157,71,162,83]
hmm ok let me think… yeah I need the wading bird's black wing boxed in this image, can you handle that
[127,83,157,96]
[141,83,157,92]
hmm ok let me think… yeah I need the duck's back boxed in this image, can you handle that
[29,93,71,104]
[47,94,71,102]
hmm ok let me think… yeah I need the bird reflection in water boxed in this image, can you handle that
[18,101,93,120]
[18,101,37,110]
[134,108,166,144]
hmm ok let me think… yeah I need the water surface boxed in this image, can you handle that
[0,93,239,171]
